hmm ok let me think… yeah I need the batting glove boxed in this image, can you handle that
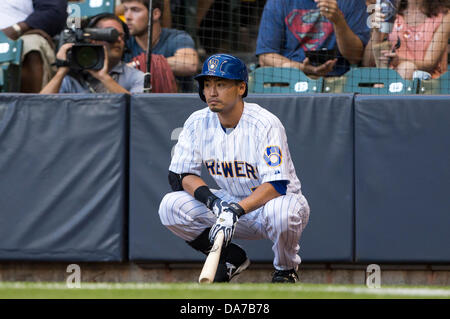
[209,199,231,217]
[209,203,245,247]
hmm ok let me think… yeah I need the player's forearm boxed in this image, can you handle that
[238,183,281,214]
[182,174,208,198]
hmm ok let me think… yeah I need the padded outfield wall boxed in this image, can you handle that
[0,94,449,264]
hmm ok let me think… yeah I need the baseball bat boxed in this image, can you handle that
[198,231,224,284]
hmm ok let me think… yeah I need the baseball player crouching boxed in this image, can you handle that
[158,54,310,283]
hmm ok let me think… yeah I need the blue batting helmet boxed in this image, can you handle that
[194,54,248,102]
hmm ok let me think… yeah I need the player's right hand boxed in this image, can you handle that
[209,202,245,246]
[209,208,239,247]
[210,199,231,217]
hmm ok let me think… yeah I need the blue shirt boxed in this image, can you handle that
[256,0,370,76]
[124,28,196,92]
[59,61,145,93]
[124,28,196,62]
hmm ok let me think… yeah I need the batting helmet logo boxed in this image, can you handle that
[208,58,219,71]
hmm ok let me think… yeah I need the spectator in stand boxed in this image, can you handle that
[117,0,177,92]
[256,0,371,77]
[121,0,199,92]
[0,0,68,93]
[363,0,450,80]
[40,14,144,94]
[116,0,172,27]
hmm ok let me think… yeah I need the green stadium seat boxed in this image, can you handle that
[68,0,115,20]
[63,1,116,49]
[248,67,323,94]
[417,71,450,94]
[343,67,418,94]
[0,31,23,92]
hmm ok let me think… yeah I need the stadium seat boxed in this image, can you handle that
[0,31,23,92]
[248,67,324,94]
[343,67,418,94]
[68,0,116,20]
[417,70,450,94]
[323,76,347,93]
[61,1,117,50]
[0,68,4,89]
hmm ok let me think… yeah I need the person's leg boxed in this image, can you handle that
[158,189,250,282]
[158,190,216,242]
[396,61,417,80]
[160,190,310,271]
[261,194,310,272]
[19,34,56,93]
[21,51,43,93]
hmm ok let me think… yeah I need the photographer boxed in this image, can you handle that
[40,14,144,94]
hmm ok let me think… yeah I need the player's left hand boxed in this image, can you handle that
[209,203,245,246]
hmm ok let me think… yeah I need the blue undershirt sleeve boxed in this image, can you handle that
[269,180,288,195]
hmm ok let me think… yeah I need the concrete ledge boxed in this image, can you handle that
[0,262,449,286]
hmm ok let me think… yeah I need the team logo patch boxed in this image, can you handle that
[208,58,219,71]
[264,146,282,167]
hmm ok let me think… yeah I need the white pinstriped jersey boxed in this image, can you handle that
[170,102,303,199]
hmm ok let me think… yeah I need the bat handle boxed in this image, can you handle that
[198,231,225,284]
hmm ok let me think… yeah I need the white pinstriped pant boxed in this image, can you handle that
[158,189,310,271]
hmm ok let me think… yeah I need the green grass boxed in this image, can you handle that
[1,282,449,299]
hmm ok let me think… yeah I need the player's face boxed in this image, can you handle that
[203,77,246,114]
[123,1,149,36]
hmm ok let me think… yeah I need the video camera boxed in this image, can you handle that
[59,26,119,71]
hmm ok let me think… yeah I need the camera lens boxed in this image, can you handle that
[75,46,100,69]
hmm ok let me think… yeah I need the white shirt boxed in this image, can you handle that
[170,102,303,199]
[0,0,33,29]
